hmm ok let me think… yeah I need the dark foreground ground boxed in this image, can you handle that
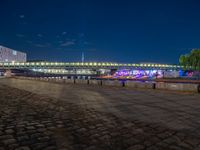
[0,78,200,150]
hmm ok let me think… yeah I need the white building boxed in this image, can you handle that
[0,45,27,62]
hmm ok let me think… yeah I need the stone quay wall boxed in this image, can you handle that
[14,77,200,93]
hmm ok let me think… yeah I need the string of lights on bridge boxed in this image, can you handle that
[0,62,185,68]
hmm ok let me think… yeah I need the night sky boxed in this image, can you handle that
[1,0,200,64]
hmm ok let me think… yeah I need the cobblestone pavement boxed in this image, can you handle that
[0,78,200,150]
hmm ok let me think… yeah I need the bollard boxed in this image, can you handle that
[87,80,89,85]
[198,84,200,93]
[152,83,156,89]
[100,80,103,86]
[122,81,125,87]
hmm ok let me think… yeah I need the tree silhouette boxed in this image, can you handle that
[179,49,200,70]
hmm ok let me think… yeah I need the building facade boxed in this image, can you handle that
[0,45,27,62]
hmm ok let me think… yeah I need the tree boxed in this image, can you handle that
[179,49,200,70]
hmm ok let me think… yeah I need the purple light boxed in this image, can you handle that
[113,69,163,79]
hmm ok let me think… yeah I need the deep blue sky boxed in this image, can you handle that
[0,0,200,63]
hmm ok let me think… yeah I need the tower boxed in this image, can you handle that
[81,52,85,63]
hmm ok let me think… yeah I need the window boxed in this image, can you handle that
[13,50,17,55]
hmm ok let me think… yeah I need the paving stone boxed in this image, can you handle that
[32,142,49,150]
[184,137,200,146]
[35,124,45,128]
[43,146,57,150]
[5,129,15,134]
[37,136,50,142]
[83,146,98,150]
[6,126,15,129]
[3,138,16,145]
[194,146,200,150]
[0,131,3,136]
[127,145,145,150]
[16,131,27,136]
[0,135,14,140]
[169,145,184,150]
[178,142,194,149]
[8,143,19,149]
[146,146,160,150]
[26,126,35,130]
[17,135,29,142]
[15,146,31,150]
[30,133,42,139]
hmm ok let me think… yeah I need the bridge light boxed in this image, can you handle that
[107,63,110,66]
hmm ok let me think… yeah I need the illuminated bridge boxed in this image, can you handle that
[0,61,186,76]
[0,62,183,69]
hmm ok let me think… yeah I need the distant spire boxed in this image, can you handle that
[81,52,85,63]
